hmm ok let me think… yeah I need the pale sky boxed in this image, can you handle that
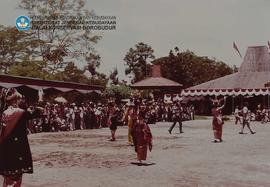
[1,0,270,80]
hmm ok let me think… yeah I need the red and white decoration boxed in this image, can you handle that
[181,88,270,97]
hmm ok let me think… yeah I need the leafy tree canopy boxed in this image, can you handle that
[152,47,233,88]
[124,42,155,83]
[18,0,102,74]
[0,26,40,73]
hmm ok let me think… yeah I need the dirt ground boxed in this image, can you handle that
[1,118,270,187]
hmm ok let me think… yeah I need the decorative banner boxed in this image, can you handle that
[181,88,270,96]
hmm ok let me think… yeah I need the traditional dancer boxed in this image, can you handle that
[107,102,118,141]
[211,96,226,143]
[131,111,153,165]
[239,102,256,135]
[0,88,42,187]
[122,102,135,145]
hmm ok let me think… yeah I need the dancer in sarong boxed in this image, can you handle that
[211,96,226,143]
[131,111,153,164]
[107,102,117,141]
[122,102,135,145]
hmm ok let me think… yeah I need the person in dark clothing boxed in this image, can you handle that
[107,102,119,141]
[168,102,183,134]
[74,107,81,130]
[109,109,119,141]
[83,107,91,129]
[0,88,42,187]
[41,116,51,132]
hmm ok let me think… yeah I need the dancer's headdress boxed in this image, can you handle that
[0,88,22,135]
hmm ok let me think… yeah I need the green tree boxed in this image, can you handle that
[153,47,233,88]
[54,62,88,83]
[105,84,132,104]
[84,53,101,77]
[124,42,155,83]
[109,68,119,85]
[0,26,39,73]
[9,58,46,79]
[19,0,102,74]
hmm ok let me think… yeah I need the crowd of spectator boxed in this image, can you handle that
[234,104,270,124]
[254,104,270,123]
[24,98,195,134]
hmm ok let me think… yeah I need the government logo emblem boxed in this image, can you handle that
[16,15,30,31]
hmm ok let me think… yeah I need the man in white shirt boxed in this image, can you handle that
[234,106,241,125]
[239,103,256,134]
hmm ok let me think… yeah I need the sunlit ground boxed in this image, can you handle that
[1,119,270,187]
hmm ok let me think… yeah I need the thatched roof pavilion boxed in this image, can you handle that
[182,46,270,97]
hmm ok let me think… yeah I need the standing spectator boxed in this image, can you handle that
[234,105,242,125]
[79,107,85,129]
[256,104,262,121]
[189,104,195,120]
[74,106,81,130]
[70,104,76,131]
[83,106,91,129]
[261,106,268,124]
[94,104,102,128]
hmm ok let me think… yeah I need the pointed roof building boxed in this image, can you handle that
[130,65,182,90]
[182,46,270,96]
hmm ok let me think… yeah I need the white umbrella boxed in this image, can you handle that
[54,97,68,103]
